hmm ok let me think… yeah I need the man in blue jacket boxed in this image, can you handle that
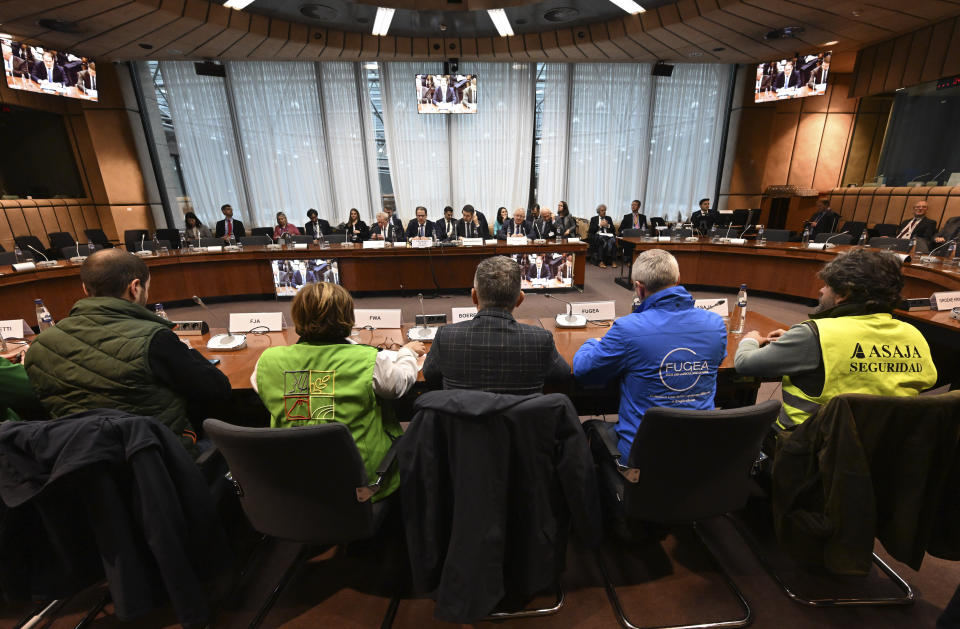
[574,249,727,460]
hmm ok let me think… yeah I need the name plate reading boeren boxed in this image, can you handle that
[354,309,401,328]
[0,319,31,339]
[932,291,960,311]
[229,312,284,333]
[694,298,729,317]
[572,301,616,321]
[363,240,386,249]
[452,307,478,322]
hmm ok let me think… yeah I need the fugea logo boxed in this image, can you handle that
[659,347,710,392]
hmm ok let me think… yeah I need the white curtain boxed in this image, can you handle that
[537,64,570,212]
[645,64,731,221]
[160,61,245,227]
[228,61,335,229]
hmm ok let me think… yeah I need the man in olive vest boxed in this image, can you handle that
[734,248,936,429]
[25,248,231,454]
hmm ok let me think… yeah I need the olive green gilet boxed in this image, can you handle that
[24,297,195,451]
[255,343,402,501]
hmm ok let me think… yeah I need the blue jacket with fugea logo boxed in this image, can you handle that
[573,285,727,459]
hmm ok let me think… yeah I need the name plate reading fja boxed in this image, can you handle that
[0,319,31,339]
[354,309,401,328]
[932,291,960,311]
[452,307,478,322]
[572,301,616,321]
[229,312,284,333]
[694,298,729,317]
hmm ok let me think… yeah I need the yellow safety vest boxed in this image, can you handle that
[779,314,937,429]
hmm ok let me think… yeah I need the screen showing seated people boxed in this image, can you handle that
[754,52,831,103]
[272,259,341,297]
[2,38,99,102]
[511,252,577,291]
[416,74,477,114]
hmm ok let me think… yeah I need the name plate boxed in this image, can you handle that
[354,309,401,328]
[410,238,432,248]
[363,240,385,249]
[461,237,484,246]
[566,237,581,243]
[572,301,616,321]
[506,236,528,246]
[726,238,747,245]
[205,245,223,253]
[452,307,478,322]
[229,312,284,333]
[596,232,614,238]
[0,319,31,339]
[806,242,826,250]
[656,236,671,242]
[11,262,37,272]
[694,298,729,317]
[932,291,960,311]
[484,239,499,245]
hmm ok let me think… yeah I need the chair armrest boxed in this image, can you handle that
[593,423,640,484]
[356,436,402,503]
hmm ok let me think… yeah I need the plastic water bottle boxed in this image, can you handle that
[857,231,868,247]
[13,245,22,262]
[756,225,766,246]
[34,299,55,331]
[153,232,161,250]
[908,238,917,255]
[709,224,719,243]
[733,284,747,334]
[154,303,169,320]
[946,241,957,261]
[88,242,96,254]
[801,227,811,246]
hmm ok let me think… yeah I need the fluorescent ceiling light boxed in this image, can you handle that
[372,7,395,37]
[822,40,838,46]
[488,9,514,37]
[223,0,255,10]
[607,0,646,14]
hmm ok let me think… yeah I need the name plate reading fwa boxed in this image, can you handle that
[694,298,729,317]
[229,312,284,333]
[572,301,616,321]
[0,319,31,339]
[932,291,960,311]
[354,309,401,328]
[452,307,478,322]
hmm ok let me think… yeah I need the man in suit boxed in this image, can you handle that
[689,198,719,234]
[437,206,458,241]
[526,255,553,281]
[932,215,960,248]
[526,203,540,223]
[31,51,66,85]
[807,54,830,87]
[383,206,403,233]
[456,205,489,239]
[432,76,457,107]
[76,61,97,93]
[896,200,937,252]
[405,206,436,240]
[588,204,617,268]
[805,199,839,238]
[498,207,531,240]
[773,60,803,91]
[531,208,559,240]
[304,208,331,240]
[619,199,646,235]
[369,212,400,242]
[423,256,569,395]
[214,204,246,241]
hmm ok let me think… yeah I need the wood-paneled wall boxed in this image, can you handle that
[828,185,960,229]
[851,14,960,97]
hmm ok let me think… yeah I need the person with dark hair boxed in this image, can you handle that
[619,199,647,234]
[405,206,436,240]
[304,208,331,240]
[735,248,937,429]
[493,207,509,236]
[24,248,231,455]
[455,204,489,239]
[423,256,569,394]
[555,201,577,238]
[437,206,457,241]
[690,198,719,234]
[182,211,212,244]
[526,203,540,223]
[30,50,65,85]
[343,208,369,243]
[251,282,425,501]
[214,204,246,240]
[805,198,839,238]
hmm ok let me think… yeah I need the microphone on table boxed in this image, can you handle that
[193,295,247,351]
[823,230,850,248]
[928,239,957,256]
[723,222,734,240]
[931,168,946,182]
[141,233,146,251]
[28,245,57,268]
[407,292,438,341]
[739,224,754,238]
[545,293,586,329]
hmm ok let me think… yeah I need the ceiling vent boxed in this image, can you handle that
[764,26,805,40]
[544,8,580,23]
[36,18,82,33]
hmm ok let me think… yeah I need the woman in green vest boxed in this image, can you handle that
[252,282,426,501]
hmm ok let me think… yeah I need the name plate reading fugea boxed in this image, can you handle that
[354,309,401,328]
[572,301,616,321]
[229,312,284,333]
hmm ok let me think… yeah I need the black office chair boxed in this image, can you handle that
[649,217,666,229]
[763,229,792,242]
[868,237,911,252]
[250,227,273,238]
[13,235,50,261]
[198,237,225,247]
[0,251,17,266]
[203,419,401,629]
[321,233,347,244]
[123,229,149,252]
[814,232,854,245]
[840,221,866,243]
[61,244,95,260]
[296,226,305,235]
[155,228,181,250]
[83,228,115,248]
[731,209,751,227]
[871,223,898,238]
[47,232,77,257]
[590,400,781,629]
[239,235,274,247]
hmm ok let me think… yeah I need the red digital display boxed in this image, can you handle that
[936,75,960,90]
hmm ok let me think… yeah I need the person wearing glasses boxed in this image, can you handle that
[251,282,425,502]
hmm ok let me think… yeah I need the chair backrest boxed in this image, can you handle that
[123,229,149,251]
[0,251,16,266]
[297,226,305,235]
[84,228,111,246]
[155,228,181,250]
[290,235,314,244]
[731,209,751,226]
[869,237,911,252]
[323,233,348,244]
[203,419,375,544]
[872,223,898,238]
[198,237,224,247]
[764,228,792,242]
[239,235,273,247]
[840,221,866,242]
[47,231,76,251]
[61,244,95,259]
[13,236,47,260]
[251,227,273,238]
[814,232,853,244]
[649,217,666,227]
[623,400,781,523]
[621,228,644,239]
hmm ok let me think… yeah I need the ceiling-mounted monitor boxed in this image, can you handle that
[417,74,477,114]
[754,52,831,103]
[2,37,99,102]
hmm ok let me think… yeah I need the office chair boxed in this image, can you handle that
[868,237,911,252]
[840,221,866,243]
[589,400,781,629]
[83,228,115,248]
[13,235,50,261]
[203,419,402,629]
[155,228,181,250]
[250,227,273,238]
[289,235,314,244]
[871,223,898,238]
[61,244,95,259]
[239,235,274,247]
[0,251,17,266]
[198,237,225,247]
[123,229,149,252]
[763,229,792,242]
[321,233,347,244]
[46,232,77,257]
[813,232,854,245]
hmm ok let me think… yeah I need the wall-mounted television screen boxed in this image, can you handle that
[416,74,477,114]
[271,259,341,297]
[2,37,99,102]
[508,252,577,291]
[754,52,831,103]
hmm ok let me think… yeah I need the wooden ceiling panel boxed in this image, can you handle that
[275,21,308,58]
[606,19,654,59]
[189,4,241,58]
[589,22,630,59]
[318,28,344,59]
[252,18,289,58]
[69,3,171,58]
[537,30,567,59]
[219,12,268,58]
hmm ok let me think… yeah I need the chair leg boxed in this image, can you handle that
[482,584,565,620]
[380,592,401,629]
[249,543,312,629]
[727,514,915,607]
[596,523,752,629]
[17,600,64,629]
[74,592,111,629]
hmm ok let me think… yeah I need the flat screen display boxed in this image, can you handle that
[271,259,341,297]
[416,74,477,114]
[2,38,99,102]
[754,52,831,103]
[508,252,577,291]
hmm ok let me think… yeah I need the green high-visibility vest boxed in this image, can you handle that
[779,313,937,429]
[255,343,402,501]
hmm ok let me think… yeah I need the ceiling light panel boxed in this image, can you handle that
[223,0,255,10]
[607,0,646,14]
[372,7,395,37]
[488,9,514,37]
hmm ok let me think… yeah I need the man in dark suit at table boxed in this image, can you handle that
[383,206,403,232]
[31,51,66,85]
[807,54,830,87]
[498,207,531,240]
[773,60,803,90]
[214,204,246,241]
[805,199,839,238]
[531,207,559,240]
[423,256,569,395]
[455,205,489,239]
[405,206,436,240]
[619,199,647,234]
[431,75,458,107]
[896,200,937,252]
[370,212,401,242]
[76,61,97,93]
[436,206,458,241]
[525,255,553,282]
[304,208,331,240]
[689,198,720,234]
[932,215,960,249]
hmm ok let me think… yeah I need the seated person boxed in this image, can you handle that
[273,212,300,240]
[215,204,246,240]
[0,351,45,421]
[574,249,727,459]
[531,208,559,240]
[24,249,231,455]
[689,198,719,234]
[554,253,575,282]
[423,256,570,394]
[304,208,331,239]
[455,205,489,239]
[896,200,937,252]
[805,199,839,238]
[30,50,65,84]
[619,199,647,234]
[525,255,553,281]
[182,211,212,245]
[493,207,509,236]
[555,201,578,239]
[588,204,617,268]
[498,207,531,240]
[436,206,458,241]
[383,207,404,232]
[77,60,97,93]
[343,208,369,242]
[932,215,960,247]
[526,203,540,223]
[251,282,425,501]
[370,211,401,242]
[735,248,936,430]
[405,206,436,240]
[774,60,802,90]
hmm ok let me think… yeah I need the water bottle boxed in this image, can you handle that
[709,224,719,243]
[34,299,55,331]
[756,225,766,246]
[14,245,23,262]
[801,227,811,246]
[88,242,96,254]
[733,284,747,334]
[946,240,957,261]
[154,303,169,320]
[153,232,161,250]
[908,238,917,255]
[857,231,868,247]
